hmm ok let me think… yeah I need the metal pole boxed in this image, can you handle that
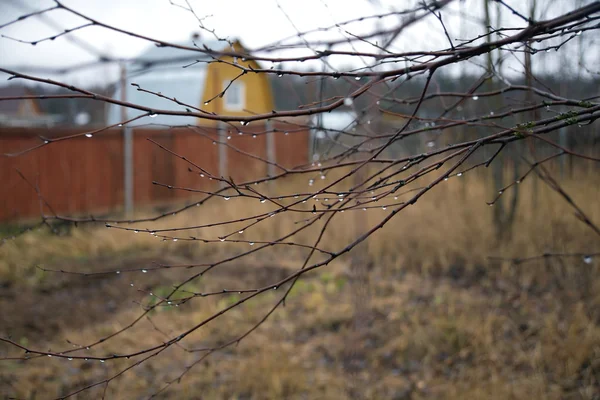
[218,121,227,188]
[266,120,276,177]
[120,63,134,216]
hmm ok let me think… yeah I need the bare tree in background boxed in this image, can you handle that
[1,1,599,398]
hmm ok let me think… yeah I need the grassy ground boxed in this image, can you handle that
[1,164,599,399]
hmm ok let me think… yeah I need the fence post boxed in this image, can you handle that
[123,127,133,216]
[266,120,276,177]
[218,121,227,188]
[120,63,134,217]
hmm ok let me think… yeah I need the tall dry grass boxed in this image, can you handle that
[2,161,597,287]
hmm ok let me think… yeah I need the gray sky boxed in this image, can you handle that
[0,0,596,86]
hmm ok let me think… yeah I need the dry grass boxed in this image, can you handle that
[1,164,599,399]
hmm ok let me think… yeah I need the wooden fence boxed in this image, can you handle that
[0,123,310,222]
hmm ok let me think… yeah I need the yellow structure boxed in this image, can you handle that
[108,37,274,127]
[202,40,274,121]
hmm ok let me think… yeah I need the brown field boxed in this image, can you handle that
[1,163,599,399]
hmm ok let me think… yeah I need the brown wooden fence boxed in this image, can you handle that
[0,123,309,222]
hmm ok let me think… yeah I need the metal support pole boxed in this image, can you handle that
[218,121,227,188]
[266,120,276,177]
[123,127,133,215]
[120,63,134,217]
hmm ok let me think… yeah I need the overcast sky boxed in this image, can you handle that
[0,0,596,86]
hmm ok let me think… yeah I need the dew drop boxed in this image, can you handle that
[172,238,178,242]
[48,354,52,357]
[68,357,73,361]
[498,190,504,194]
[260,198,266,203]
[355,76,361,80]
[343,98,353,106]
[277,73,283,78]
[308,179,314,186]
[427,141,435,148]
[472,96,479,101]
[516,180,521,184]
[238,230,244,234]
[252,134,257,139]
[220,238,225,242]
[489,111,494,116]
[284,131,289,135]
[363,207,367,211]
[44,140,49,144]
[130,283,134,287]
[134,230,139,234]
[204,101,209,105]
[142,269,148,273]
[149,113,157,118]
[320,175,326,180]
[116,271,121,274]
[224,196,230,201]
[118,124,123,127]
[100,360,105,363]
[382,207,387,210]
[273,286,278,290]
[583,255,593,264]
[240,121,248,126]
[456,172,463,177]
[85,133,93,138]
[249,242,255,246]
[444,177,449,181]
[393,196,398,200]
[227,136,231,140]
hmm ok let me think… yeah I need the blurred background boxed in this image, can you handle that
[0,0,599,399]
